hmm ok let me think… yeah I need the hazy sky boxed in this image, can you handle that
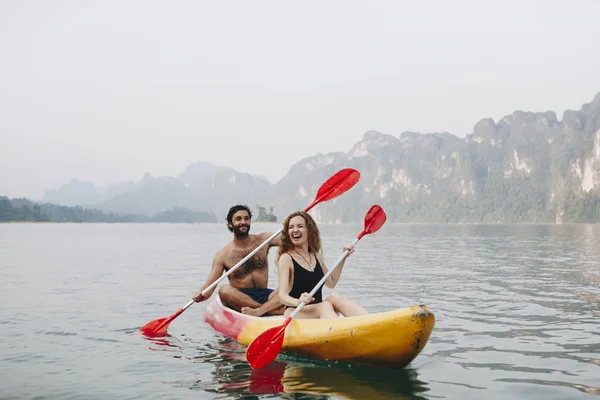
[2,0,600,199]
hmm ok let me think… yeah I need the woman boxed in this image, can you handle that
[276,211,368,319]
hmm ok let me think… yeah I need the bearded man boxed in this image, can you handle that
[192,205,284,316]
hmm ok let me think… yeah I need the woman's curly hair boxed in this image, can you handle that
[277,211,322,263]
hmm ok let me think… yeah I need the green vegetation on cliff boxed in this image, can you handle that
[0,197,216,223]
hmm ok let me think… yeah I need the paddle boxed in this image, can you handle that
[245,204,387,370]
[139,168,361,337]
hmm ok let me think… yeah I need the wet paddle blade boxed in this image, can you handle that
[307,168,360,211]
[246,318,291,370]
[139,318,170,337]
[139,306,186,337]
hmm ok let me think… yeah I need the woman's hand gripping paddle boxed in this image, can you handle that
[245,204,387,370]
[138,168,361,337]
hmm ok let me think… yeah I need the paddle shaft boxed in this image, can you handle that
[289,236,360,319]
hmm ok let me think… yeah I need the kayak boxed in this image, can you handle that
[203,296,435,368]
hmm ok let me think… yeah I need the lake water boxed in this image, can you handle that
[0,222,599,399]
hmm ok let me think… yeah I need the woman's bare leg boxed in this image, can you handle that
[283,301,337,319]
[326,292,368,317]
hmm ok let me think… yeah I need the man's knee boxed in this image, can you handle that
[267,289,280,301]
[219,285,235,301]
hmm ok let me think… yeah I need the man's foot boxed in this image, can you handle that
[241,306,264,317]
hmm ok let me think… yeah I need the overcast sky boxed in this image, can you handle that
[1,0,600,199]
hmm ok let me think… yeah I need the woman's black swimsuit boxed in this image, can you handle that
[286,255,325,308]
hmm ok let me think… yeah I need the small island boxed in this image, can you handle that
[254,205,277,223]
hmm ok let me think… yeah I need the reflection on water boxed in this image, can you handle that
[140,223,600,399]
[162,338,430,399]
[144,335,184,357]
[2,223,600,399]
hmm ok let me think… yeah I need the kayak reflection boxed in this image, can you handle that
[139,332,184,356]
[202,340,430,400]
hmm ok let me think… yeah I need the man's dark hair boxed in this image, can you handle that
[226,205,252,232]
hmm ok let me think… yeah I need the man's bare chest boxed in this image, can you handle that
[224,246,269,278]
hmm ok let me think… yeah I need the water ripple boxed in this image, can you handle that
[1,223,599,399]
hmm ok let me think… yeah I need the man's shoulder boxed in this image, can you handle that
[252,231,280,243]
[215,244,233,258]
[252,232,273,240]
[256,232,284,250]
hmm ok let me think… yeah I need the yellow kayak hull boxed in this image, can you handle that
[203,296,435,368]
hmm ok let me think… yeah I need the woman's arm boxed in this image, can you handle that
[318,244,354,288]
[277,253,304,307]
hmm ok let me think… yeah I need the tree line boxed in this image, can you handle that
[0,197,217,223]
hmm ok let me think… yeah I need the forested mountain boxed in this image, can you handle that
[22,91,600,224]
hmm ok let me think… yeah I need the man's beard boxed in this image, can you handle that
[233,224,250,239]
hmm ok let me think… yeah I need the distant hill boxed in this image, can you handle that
[41,179,103,206]
[0,197,216,223]
[35,91,600,223]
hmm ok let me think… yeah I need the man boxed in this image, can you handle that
[192,204,284,316]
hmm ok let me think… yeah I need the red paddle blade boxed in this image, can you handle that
[246,318,291,370]
[306,168,360,211]
[139,306,186,337]
[359,205,387,239]
[139,318,170,337]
